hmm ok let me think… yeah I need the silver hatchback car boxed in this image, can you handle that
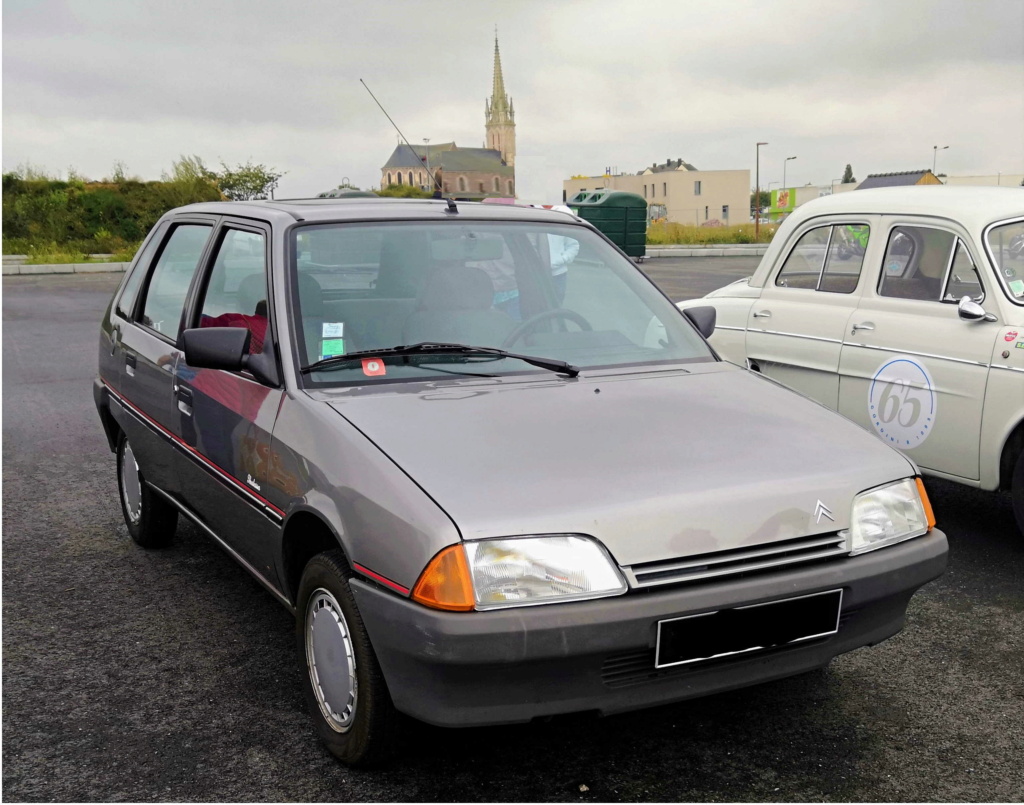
[95,198,946,765]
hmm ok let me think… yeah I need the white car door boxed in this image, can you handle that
[745,220,873,409]
[837,219,999,481]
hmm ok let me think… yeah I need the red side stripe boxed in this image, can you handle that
[103,378,286,517]
[353,563,411,595]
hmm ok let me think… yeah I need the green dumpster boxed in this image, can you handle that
[568,190,648,258]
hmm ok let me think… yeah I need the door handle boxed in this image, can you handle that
[752,310,772,318]
[851,322,875,334]
[125,351,137,377]
[176,385,193,416]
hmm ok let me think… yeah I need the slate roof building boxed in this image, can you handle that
[856,170,942,189]
[380,36,516,200]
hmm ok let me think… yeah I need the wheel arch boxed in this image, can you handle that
[280,507,350,606]
[998,418,1024,492]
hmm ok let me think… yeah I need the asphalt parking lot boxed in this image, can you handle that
[3,262,1022,802]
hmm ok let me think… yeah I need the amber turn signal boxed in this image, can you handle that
[915,477,936,530]
[411,545,475,611]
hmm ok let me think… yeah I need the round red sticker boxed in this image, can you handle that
[362,359,386,376]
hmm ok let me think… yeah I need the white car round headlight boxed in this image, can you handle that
[464,535,627,610]
[850,478,933,555]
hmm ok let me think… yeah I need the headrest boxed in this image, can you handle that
[237,274,267,316]
[297,272,325,317]
[417,265,495,311]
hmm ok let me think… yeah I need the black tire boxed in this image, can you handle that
[1012,449,1024,536]
[296,550,399,766]
[116,433,177,548]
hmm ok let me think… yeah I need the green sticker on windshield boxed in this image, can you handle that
[320,338,345,360]
[1009,279,1024,297]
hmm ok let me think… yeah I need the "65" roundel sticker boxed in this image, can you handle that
[868,356,936,449]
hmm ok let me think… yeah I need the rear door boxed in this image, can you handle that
[175,219,286,587]
[114,218,216,492]
[837,219,999,480]
[745,220,873,408]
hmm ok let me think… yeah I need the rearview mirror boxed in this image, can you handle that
[682,306,717,339]
[181,327,279,386]
[957,296,997,323]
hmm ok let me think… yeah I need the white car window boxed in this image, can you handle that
[942,240,984,303]
[878,226,955,302]
[775,224,868,294]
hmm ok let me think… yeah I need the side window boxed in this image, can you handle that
[139,224,212,339]
[878,226,956,302]
[819,225,869,293]
[115,223,166,319]
[943,239,984,302]
[776,226,831,289]
[196,229,268,355]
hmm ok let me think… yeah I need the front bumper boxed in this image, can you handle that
[352,529,947,727]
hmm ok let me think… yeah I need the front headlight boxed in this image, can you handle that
[411,535,627,611]
[849,478,934,556]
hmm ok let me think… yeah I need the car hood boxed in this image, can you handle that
[325,363,914,566]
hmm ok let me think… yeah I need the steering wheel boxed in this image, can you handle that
[501,308,593,349]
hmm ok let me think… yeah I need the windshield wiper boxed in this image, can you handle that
[301,342,580,377]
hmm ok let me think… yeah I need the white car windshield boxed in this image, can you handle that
[290,221,713,383]
[986,219,1024,304]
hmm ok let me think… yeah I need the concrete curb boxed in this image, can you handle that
[645,245,768,259]
[3,262,129,276]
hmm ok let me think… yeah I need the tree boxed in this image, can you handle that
[377,184,431,199]
[216,160,284,201]
[842,164,856,184]
[750,189,770,214]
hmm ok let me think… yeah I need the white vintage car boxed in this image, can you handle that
[679,186,1024,532]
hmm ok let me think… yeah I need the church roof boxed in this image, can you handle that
[382,143,512,175]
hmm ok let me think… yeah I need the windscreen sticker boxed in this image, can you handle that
[1009,279,1024,297]
[362,358,386,377]
[868,356,936,449]
[319,338,345,360]
[322,322,345,338]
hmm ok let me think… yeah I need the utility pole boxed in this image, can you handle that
[755,142,768,239]
[784,156,797,189]
[933,145,948,175]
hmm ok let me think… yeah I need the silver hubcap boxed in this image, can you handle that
[306,588,358,732]
[120,441,143,525]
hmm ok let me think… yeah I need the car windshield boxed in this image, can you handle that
[290,220,713,384]
[985,219,1024,304]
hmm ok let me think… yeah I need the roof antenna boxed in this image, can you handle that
[359,78,440,198]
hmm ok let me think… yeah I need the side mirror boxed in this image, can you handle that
[957,296,997,323]
[682,305,717,339]
[181,327,279,386]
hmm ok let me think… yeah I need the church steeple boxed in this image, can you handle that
[485,32,516,167]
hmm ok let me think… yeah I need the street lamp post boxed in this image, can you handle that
[756,142,768,239]
[932,145,948,176]
[783,156,797,189]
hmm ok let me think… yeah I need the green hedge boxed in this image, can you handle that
[2,174,222,254]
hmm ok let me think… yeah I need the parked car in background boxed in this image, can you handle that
[680,186,1024,533]
[95,197,946,766]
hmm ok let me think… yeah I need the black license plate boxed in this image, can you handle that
[655,589,843,669]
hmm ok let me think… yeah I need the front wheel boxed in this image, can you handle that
[116,433,177,548]
[296,551,399,766]
[1012,450,1024,536]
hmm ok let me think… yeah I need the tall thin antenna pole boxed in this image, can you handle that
[360,78,437,191]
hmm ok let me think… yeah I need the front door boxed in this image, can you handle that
[745,220,872,408]
[837,220,999,481]
[174,222,286,588]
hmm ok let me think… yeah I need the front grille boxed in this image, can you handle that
[623,531,848,590]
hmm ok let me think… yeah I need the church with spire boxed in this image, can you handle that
[380,34,516,200]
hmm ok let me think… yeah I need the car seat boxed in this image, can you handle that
[402,264,516,347]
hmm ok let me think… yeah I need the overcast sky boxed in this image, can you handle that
[3,0,1023,201]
